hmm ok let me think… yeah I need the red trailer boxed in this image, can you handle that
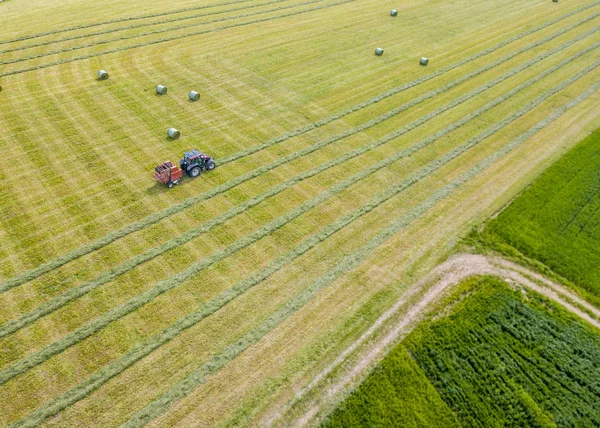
[153,161,183,188]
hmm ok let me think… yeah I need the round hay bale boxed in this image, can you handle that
[189,91,200,102]
[156,85,168,95]
[168,128,180,140]
[375,47,384,56]
[390,9,398,16]
[420,57,429,66]
[98,70,109,80]
[0,85,2,93]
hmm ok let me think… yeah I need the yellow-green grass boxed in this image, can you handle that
[3,29,597,349]
[0,0,599,425]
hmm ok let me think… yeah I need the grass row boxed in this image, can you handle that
[0,0,296,55]
[0,6,593,295]
[0,0,330,66]
[12,62,600,428]
[2,0,510,68]
[5,45,596,385]
[324,276,600,427]
[3,26,595,341]
[121,80,600,427]
[0,0,356,78]
[0,0,262,45]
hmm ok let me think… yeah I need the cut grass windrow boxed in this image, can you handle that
[0,0,329,66]
[119,79,600,428]
[1,32,596,340]
[0,0,258,45]
[0,0,355,78]
[218,9,600,166]
[5,60,598,424]
[0,0,505,62]
[0,9,594,295]
[0,0,303,55]
[1,0,599,79]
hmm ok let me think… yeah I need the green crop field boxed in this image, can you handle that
[0,0,599,425]
[323,276,600,427]
[481,128,600,299]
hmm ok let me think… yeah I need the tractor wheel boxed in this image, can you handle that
[207,161,216,170]
[167,182,174,189]
[188,166,201,178]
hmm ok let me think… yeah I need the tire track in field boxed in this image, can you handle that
[7,56,599,428]
[0,0,328,66]
[119,77,600,428]
[0,9,594,295]
[1,31,597,340]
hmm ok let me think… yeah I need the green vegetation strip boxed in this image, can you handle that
[0,0,299,55]
[0,0,256,45]
[10,61,599,428]
[2,31,596,341]
[483,131,600,297]
[325,276,600,427]
[121,80,600,428]
[411,278,600,426]
[0,0,355,77]
[0,11,593,295]
[322,346,460,428]
[0,0,329,65]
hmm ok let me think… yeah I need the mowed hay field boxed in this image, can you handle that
[0,0,599,426]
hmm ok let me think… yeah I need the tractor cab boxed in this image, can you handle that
[179,149,216,178]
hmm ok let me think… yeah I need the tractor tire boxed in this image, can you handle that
[167,182,174,189]
[207,161,216,170]
[188,166,201,178]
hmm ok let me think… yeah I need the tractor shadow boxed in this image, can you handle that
[146,183,169,196]
[145,176,197,196]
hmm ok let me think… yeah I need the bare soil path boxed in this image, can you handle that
[271,254,600,427]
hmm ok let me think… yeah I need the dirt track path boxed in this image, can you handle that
[268,254,600,427]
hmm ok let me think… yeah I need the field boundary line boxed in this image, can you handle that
[120,79,600,428]
[0,0,328,66]
[0,10,595,294]
[1,31,597,340]
[10,56,599,428]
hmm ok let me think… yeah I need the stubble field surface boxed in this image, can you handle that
[0,0,599,425]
